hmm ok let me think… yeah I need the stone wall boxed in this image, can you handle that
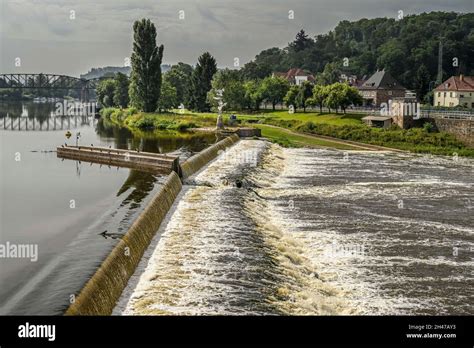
[425,118,474,147]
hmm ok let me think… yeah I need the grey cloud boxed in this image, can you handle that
[1,0,473,76]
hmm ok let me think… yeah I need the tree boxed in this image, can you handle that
[129,18,164,112]
[260,76,290,110]
[157,79,178,112]
[414,64,431,102]
[113,72,130,108]
[339,84,363,113]
[242,47,286,80]
[97,79,117,107]
[296,81,313,112]
[208,69,246,111]
[284,85,300,109]
[289,29,314,52]
[325,83,362,114]
[245,13,474,91]
[317,62,341,85]
[308,84,329,114]
[243,80,263,110]
[324,83,344,113]
[164,63,193,106]
[189,52,217,112]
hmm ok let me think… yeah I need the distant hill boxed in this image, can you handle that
[81,64,172,79]
[243,12,474,100]
[80,66,131,79]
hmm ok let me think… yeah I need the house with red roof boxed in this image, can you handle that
[434,75,474,108]
[272,68,315,86]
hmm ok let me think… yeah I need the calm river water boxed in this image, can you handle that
[0,101,217,314]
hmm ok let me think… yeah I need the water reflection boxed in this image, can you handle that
[0,101,218,314]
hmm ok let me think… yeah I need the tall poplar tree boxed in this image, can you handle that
[129,18,164,112]
[189,52,217,112]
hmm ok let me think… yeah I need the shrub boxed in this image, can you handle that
[423,122,434,133]
[100,107,116,119]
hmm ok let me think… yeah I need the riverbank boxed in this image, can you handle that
[100,108,474,157]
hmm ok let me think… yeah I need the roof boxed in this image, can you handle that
[358,69,405,90]
[274,68,315,81]
[434,75,474,92]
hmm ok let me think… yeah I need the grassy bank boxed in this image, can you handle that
[101,107,474,157]
[253,124,359,150]
[101,107,215,132]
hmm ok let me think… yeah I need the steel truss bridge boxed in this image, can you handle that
[0,73,101,101]
[1,114,98,131]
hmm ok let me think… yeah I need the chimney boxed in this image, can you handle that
[460,74,464,81]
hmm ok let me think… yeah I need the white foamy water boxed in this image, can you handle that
[116,140,474,315]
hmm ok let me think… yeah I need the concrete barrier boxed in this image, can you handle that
[65,134,241,315]
[180,134,240,179]
[65,171,182,315]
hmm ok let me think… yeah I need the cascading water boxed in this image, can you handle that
[116,140,474,315]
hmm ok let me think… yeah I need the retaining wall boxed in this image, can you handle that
[427,118,474,147]
[65,134,241,315]
[65,171,182,315]
[180,133,240,179]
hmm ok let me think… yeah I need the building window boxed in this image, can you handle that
[444,92,446,97]
[460,94,464,98]
[438,92,441,97]
[437,102,440,106]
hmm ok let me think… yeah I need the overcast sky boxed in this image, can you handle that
[1,0,472,77]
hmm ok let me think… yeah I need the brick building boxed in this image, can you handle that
[357,70,406,107]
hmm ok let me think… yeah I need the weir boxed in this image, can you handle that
[181,133,240,179]
[57,146,180,174]
[64,134,242,315]
[65,171,183,315]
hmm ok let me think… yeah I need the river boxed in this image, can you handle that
[0,101,217,314]
[117,139,474,315]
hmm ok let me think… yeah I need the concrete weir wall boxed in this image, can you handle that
[66,172,182,315]
[65,134,240,315]
[181,133,240,179]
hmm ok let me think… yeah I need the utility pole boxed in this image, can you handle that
[436,40,443,85]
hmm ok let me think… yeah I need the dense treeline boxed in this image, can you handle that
[97,12,473,113]
[242,12,474,100]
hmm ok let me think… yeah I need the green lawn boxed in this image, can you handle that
[180,109,365,126]
[253,124,359,150]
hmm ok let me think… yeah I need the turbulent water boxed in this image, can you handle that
[116,140,474,315]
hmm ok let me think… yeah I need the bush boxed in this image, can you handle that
[100,107,116,119]
[127,107,138,116]
[292,120,472,156]
[423,122,434,133]
[134,116,155,129]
